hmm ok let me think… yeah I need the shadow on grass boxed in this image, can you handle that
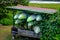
[5,34,12,40]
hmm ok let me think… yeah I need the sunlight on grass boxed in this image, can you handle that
[29,3,60,10]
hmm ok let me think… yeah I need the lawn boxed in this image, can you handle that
[29,3,60,10]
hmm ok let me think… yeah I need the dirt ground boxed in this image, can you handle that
[0,25,11,40]
[0,25,40,40]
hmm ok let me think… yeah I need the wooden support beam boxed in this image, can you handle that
[18,29,40,39]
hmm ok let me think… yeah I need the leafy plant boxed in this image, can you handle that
[54,34,60,40]
[0,0,29,25]
[18,0,29,6]
[0,18,12,25]
[40,13,60,40]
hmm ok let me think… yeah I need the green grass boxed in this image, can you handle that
[5,35,12,40]
[29,3,60,10]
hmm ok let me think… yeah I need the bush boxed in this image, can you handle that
[0,0,29,25]
[18,0,29,6]
[40,13,60,40]
[0,18,12,25]
[54,34,60,40]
